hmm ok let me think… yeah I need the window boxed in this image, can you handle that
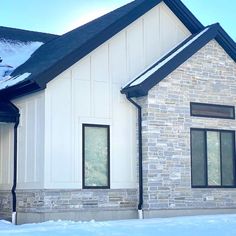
[82,124,110,189]
[190,103,235,119]
[191,128,235,187]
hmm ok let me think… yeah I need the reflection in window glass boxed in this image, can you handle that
[191,130,206,186]
[83,125,109,188]
[191,129,235,187]
[207,132,221,186]
[221,132,235,186]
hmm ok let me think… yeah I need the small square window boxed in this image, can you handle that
[82,124,110,189]
[190,103,235,119]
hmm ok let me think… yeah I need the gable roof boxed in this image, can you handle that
[0,0,235,100]
[0,0,204,99]
[0,27,55,92]
[0,26,58,43]
[122,23,235,97]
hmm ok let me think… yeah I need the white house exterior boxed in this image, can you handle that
[0,0,236,224]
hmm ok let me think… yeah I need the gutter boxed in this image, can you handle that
[126,96,143,219]
[11,117,19,225]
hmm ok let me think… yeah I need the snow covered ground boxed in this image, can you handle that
[1,214,236,236]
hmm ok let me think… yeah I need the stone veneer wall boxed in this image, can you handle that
[16,189,137,220]
[138,39,236,213]
[0,191,12,220]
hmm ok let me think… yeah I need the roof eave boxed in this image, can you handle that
[215,25,236,62]
[30,0,165,87]
[0,80,42,100]
[164,0,203,33]
[122,25,220,98]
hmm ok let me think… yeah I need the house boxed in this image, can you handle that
[0,0,236,224]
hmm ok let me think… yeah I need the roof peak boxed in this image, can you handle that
[122,23,236,98]
[1,0,235,99]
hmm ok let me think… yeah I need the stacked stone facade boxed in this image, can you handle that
[139,39,236,215]
[0,191,12,220]
[15,189,137,223]
[2,40,236,223]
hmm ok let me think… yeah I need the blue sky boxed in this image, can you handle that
[1,0,235,41]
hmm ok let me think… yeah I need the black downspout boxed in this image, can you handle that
[11,118,19,224]
[126,96,143,218]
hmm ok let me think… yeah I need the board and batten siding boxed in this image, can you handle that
[44,3,190,189]
[0,124,14,190]
[12,91,45,190]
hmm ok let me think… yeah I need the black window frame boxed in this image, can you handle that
[191,128,236,188]
[82,123,110,189]
[190,102,235,120]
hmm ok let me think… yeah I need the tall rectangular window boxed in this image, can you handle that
[191,129,235,187]
[82,124,110,189]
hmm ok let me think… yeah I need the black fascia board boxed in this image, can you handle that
[164,0,204,33]
[0,100,19,123]
[26,0,236,90]
[122,30,199,91]
[0,114,18,123]
[2,0,236,98]
[122,24,219,98]
[33,0,205,88]
[215,25,236,61]
[0,80,42,100]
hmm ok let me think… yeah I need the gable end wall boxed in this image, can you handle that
[139,39,236,215]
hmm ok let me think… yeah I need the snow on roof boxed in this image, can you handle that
[0,39,43,89]
[0,72,31,90]
[126,27,209,88]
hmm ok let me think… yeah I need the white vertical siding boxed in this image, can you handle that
[13,91,45,189]
[109,32,127,85]
[143,6,161,67]
[0,124,14,190]
[44,3,190,189]
[44,71,75,186]
[127,19,144,79]
[0,3,191,190]
[160,3,190,56]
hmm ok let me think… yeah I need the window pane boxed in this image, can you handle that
[191,130,206,186]
[207,132,221,186]
[84,126,109,187]
[191,103,235,119]
[221,132,235,186]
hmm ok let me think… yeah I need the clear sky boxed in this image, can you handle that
[0,0,235,41]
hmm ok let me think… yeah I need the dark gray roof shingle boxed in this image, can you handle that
[0,26,58,43]
[11,0,155,87]
[0,0,235,99]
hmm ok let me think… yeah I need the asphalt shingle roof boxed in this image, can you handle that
[0,26,58,43]
[0,0,235,99]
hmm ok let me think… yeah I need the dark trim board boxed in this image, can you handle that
[0,100,20,123]
[82,124,110,189]
[122,23,235,98]
[1,0,235,99]
[164,0,203,33]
